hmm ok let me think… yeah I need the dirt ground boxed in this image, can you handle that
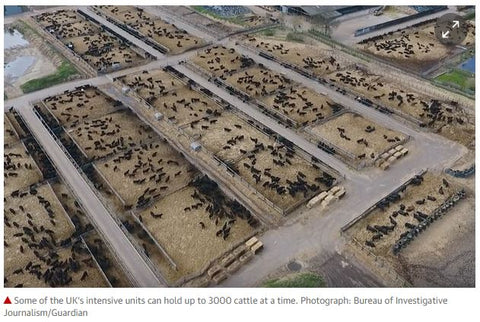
[235,145,331,211]
[161,7,239,36]
[243,37,342,77]
[83,232,131,287]
[52,21,100,39]
[43,86,121,128]
[183,112,273,162]
[348,171,474,287]
[97,5,204,54]
[117,68,223,126]
[35,9,147,72]
[192,46,252,77]
[358,21,476,68]
[136,185,254,280]
[95,139,196,207]
[67,33,144,72]
[327,67,474,147]
[117,69,184,97]
[68,110,156,160]
[35,9,82,27]
[309,112,407,160]
[4,117,20,147]
[4,143,43,196]
[149,87,223,126]
[225,66,291,97]
[241,15,272,28]
[398,193,474,287]
[258,86,341,127]
[349,172,460,257]
[4,183,107,287]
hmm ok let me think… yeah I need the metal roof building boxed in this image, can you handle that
[281,6,373,21]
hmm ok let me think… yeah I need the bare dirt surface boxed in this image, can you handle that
[96,5,204,54]
[43,86,121,127]
[328,67,474,147]
[4,117,20,147]
[192,46,252,77]
[183,112,271,162]
[68,110,156,160]
[4,143,43,196]
[244,37,341,77]
[117,69,184,97]
[398,193,474,287]
[95,139,195,207]
[34,9,147,72]
[136,185,255,281]
[4,183,108,288]
[357,21,475,69]
[346,171,474,287]
[309,112,407,160]
[258,86,341,127]
[225,66,291,97]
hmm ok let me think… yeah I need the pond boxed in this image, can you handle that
[4,56,36,80]
[458,57,475,74]
[4,29,29,49]
[4,6,26,16]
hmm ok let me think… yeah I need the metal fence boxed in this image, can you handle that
[21,106,168,286]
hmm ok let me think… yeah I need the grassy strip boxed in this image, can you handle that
[20,61,78,93]
[464,11,475,20]
[191,6,247,26]
[263,272,326,288]
[435,69,475,91]
[286,32,304,43]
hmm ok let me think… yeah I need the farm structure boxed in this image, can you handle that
[95,5,204,54]
[38,85,262,284]
[244,37,343,77]
[3,127,110,289]
[307,112,408,166]
[34,9,147,73]
[42,86,123,128]
[241,36,474,148]
[343,172,468,284]
[117,67,339,214]
[192,46,344,128]
[357,20,475,71]
[328,67,474,147]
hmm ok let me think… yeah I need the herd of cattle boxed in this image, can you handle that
[4,112,108,288]
[35,9,145,72]
[360,173,462,255]
[246,38,342,77]
[97,5,203,54]
[359,20,475,64]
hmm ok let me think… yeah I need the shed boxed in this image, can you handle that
[190,142,202,151]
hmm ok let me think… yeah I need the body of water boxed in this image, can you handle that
[4,56,36,79]
[4,29,30,49]
[458,57,475,74]
[4,6,26,16]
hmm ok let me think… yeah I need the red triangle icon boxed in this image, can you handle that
[4,297,12,304]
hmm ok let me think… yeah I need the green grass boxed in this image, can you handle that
[191,6,247,26]
[436,69,475,92]
[263,29,275,36]
[263,272,326,288]
[20,61,78,93]
[464,11,475,20]
[286,32,304,43]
